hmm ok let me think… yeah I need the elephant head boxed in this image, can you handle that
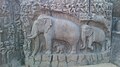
[28,18,53,39]
[81,25,93,49]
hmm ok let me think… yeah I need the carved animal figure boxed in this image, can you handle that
[28,14,80,55]
[81,25,105,51]
[55,43,65,54]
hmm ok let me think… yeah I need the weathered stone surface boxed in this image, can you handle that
[42,54,52,62]
[21,1,112,67]
[1,63,118,67]
[67,54,78,66]
[40,62,50,67]
[51,55,58,67]
[111,0,120,17]
[57,54,67,67]
[111,17,120,66]
[71,63,117,67]
[77,55,88,65]
[0,0,119,67]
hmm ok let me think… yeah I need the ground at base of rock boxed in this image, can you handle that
[71,63,117,67]
[18,63,117,67]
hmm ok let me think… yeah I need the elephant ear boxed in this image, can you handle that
[44,18,53,33]
[88,27,94,37]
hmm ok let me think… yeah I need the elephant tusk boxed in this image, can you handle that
[27,33,37,39]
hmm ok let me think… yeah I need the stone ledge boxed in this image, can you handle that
[25,51,111,67]
[19,63,117,67]
[71,63,117,67]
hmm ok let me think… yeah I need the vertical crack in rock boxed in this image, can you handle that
[65,55,68,67]
[57,55,59,67]
[77,55,79,64]
[40,55,42,64]
[49,55,53,67]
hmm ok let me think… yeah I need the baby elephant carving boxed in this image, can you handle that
[81,25,106,51]
[28,14,80,55]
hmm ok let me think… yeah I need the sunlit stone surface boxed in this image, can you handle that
[0,0,120,67]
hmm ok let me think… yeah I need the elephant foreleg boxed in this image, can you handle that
[44,33,52,54]
[81,34,86,49]
[88,37,94,50]
[31,36,39,57]
[28,21,38,39]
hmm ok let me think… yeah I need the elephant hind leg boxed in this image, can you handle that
[70,42,77,54]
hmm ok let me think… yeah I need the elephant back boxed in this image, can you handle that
[93,26,105,42]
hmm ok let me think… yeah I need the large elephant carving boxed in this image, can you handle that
[81,25,106,51]
[28,14,80,55]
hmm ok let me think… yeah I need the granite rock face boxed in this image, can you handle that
[0,0,119,67]
[111,0,120,17]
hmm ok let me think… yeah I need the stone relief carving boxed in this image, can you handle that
[81,25,106,51]
[0,0,114,67]
[19,0,112,67]
[28,15,81,55]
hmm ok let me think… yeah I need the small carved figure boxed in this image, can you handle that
[28,14,80,55]
[53,42,65,54]
[81,25,106,51]
[0,48,7,64]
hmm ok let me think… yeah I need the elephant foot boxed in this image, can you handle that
[56,50,60,53]
[29,55,34,59]
[88,46,94,50]
[101,48,105,52]
[27,34,31,37]
[28,36,34,39]
[45,51,52,54]
[27,35,32,39]
[70,50,76,54]
[30,53,35,58]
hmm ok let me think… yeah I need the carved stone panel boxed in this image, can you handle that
[0,0,24,67]
[0,0,115,67]
[20,0,113,67]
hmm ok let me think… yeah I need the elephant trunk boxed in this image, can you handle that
[80,35,86,49]
[80,29,86,49]
[28,21,38,39]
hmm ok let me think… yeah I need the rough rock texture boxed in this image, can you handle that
[18,63,117,67]
[0,0,120,67]
[72,63,117,67]
[111,0,120,17]
[111,17,120,66]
